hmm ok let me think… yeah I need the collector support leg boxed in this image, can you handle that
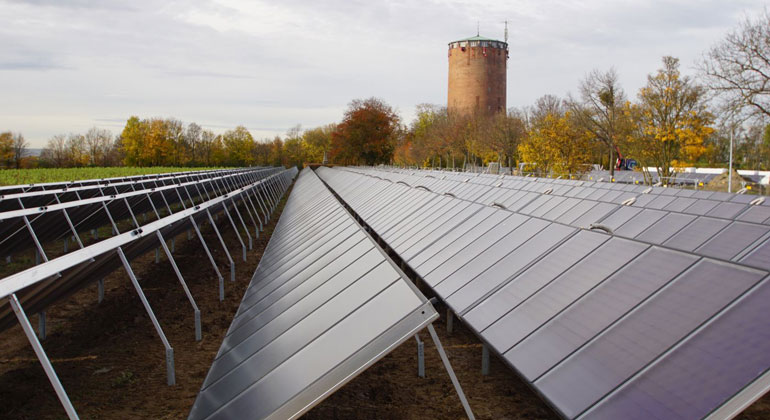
[481,344,490,376]
[9,294,79,419]
[117,247,175,386]
[427,324,475,420]
[415,334,425,378]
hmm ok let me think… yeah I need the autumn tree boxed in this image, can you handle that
[283,125,305,168]
[484,109,527,172]
[458,111,489,169]
[0,132,13,168]
[330,97,400,165]
[519,111,592,176]
[253,141,271,166]
[302,124,335,163]
[569,68,630,175]
[84,127,113,166]
[146,118,175,166]
[66,133,89,167]
[529,95,564,123]
[198,129,218,166]
[628,56,714,185]
[40,134,69,167]
[409,104,452,167]
[120,116,147,166]
[185,123,202,165]
[166,119,185,166]
[9,133,27,169]
[699,10,770,120]
[222,126,255,166]
[267,137,284,166]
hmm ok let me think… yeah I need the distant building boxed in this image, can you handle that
[447,35,508,115]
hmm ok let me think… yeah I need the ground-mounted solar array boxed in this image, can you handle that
[189,168,442,420]
[580,169,722,186]
[0,166,296,419]
[5,163,770,420]
[316,165,770,420]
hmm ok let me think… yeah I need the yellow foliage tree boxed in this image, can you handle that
[222,126,255,166]
[301,124,334,163]
[519,111,592,177]
[146,118,174,166]
[627,56,714,185]
[0,132,14,168]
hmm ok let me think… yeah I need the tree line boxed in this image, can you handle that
[395,11,770,185]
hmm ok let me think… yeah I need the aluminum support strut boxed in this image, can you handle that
[100,202,120,235]
[206,210,235,283]
[230,198,253,250]
[222,203,247,262]
[156,231,202,341]
[481,344,490,376]
[116,247,175,386]
[190,216,225,301]
[38,310,46,340]
[123,198,140,229]
[415,334,425,378]
[251,187,269,225]
[146,192,162,220]
[243,191,263,233]
[427,324,475,420]
[23,215,49,264]
[9,294,79,420]
[262,184,276,216]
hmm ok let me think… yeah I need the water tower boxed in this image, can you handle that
[447,34,508,115]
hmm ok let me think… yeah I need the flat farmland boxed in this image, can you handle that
[0,167,229,186]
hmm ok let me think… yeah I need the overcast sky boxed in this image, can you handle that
[1,0,766,147]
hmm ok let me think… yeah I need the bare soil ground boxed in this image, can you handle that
[0,184,768,419]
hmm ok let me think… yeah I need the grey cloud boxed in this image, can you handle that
[0,59,68,70]
[3,0,142,11]
[161,69,257,80]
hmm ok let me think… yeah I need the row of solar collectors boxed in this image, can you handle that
[0,167,264,212]
[385,166,732,200]
[189,168,436,420]
[355,166,747,204]
[317,166,770,420]
[338,168,770,271]
[0,168,297,334]
[582,170,720,185]
[0,168,246,196]
[0,168,283,262]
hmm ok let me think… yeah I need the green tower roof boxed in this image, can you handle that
[450,35,504,43]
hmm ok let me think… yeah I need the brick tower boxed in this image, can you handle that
[447,35,508,115]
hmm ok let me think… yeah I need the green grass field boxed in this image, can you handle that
[0,167,229,186]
